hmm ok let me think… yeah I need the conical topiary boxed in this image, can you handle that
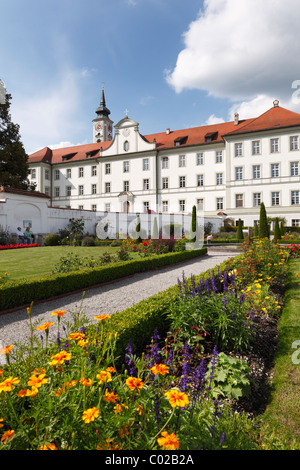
[273,217,281,241]
[258,202,269,239]
[236,218,244,241]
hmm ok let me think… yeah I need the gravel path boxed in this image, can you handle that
[0,250,237,354]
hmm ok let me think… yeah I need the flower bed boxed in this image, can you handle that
[0,244,40,250]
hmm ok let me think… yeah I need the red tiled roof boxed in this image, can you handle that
[28,141,112,165]
[0,186,50,198]
[224,106,300,136]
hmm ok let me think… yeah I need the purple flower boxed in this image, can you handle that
[125,339,137,376]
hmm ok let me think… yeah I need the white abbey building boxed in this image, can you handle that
[28,90,300,228]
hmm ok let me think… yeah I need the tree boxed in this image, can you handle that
[0,91,34,190]
[273,218,281,241]
[136,214,142,242]
[258,202,269,239]
[236,219,244,241]
[190,205,197,242]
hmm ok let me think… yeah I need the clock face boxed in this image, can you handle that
[95,123,101,130]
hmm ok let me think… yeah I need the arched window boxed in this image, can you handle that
[124,140,129,152]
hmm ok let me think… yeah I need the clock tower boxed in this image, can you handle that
[93,86,114,143]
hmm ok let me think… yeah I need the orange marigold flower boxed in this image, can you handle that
[51,310,67,318]
[103,389,120,403]
[150,363,169,376]
[80,377,93,387]
[49,351,72,367]
[0,418,4,428]
[82,407,100,424]
[157,431,180,450]
[96,370,112,384]
[125,376,144,392]
[0,376,20,393]
[28,373,48,388]
[68,332,85,341]
[0,344,13,355]
[36,322,54,331]
[1,429,15,445]
[165,389,189,408]
[106,366,116,373]
[94,314,110,321]
[40,443,58,450]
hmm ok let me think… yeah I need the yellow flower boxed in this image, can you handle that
[0,418,4,428]
[82,407,99,423]
[40,443,58,450]
[1,429,15,444]
[165,389,189,408]
[125,377,144,392]
[157,431,180,450]
[103,389,120,403]
[51,310,67,318]
[68,332,85,341]
[0,376,20,393]
[150,363,169,376]
[80,377,93,387]
[49,351,72,367]
[0,344,13,355]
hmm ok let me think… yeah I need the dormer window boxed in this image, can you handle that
[174,136,188,146]
[205,132,218,142]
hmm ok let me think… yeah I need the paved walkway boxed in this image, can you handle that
[0,250,238,353]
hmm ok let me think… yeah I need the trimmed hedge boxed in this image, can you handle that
[0,247,207,311]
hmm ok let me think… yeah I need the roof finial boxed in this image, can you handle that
[273,99,279,108]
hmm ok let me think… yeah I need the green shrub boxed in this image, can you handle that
[81,236,95,246]
[44,233,61,246]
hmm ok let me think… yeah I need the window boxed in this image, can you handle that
[197,174,204,187]
[44,169,50,180]
[92,184,97,194]
[79,167,84,178]
[216,198,223,210]
[197,153,204,165]
[79,185,84,195]
[253,165,261,179]
[216,151,223,163]
[31,169,36,179]
[124,141,129,152]
[162,177,169,189]
[44,186,50,196]
[123,161,129,173]
[66,186,71,197]
[54,169,60,180]
[253,193,261,206]
[179,176,186,188]
[271,138,279,153]
[292,219,300,227]
[162,157,169,169]
[271,163,279,177]
[179,155,186,167]
[105,203,111,212]
[235,194,243,208]
[54,187,60,197]
[162,201,168,212]
[105,182,111,193]
[235,143,243,157]
[291,190,299,205]
[143,179,149,190]
[197,198,204,210]
[91,204,97,212]
[143,158,149,171]
[66,168,71,179]
[91,165,97,176]
[235,167,243,180]
[78,205,83,210]
[143,201,149,212]
[272,192,280,206]
[179,200,185,212]
[290,162,299,176]
[252,140,261,155]
[290,136,299,151]
[216,173,223,185]
[124,180,129,192]
[105,163,111,175]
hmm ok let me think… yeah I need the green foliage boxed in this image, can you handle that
[273,218,281,241]
[259,202,269,239]
[44,233,61,246]
[81,236,95,246]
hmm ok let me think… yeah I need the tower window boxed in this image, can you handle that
[124,141,129,152]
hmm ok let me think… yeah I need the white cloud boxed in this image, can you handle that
[205,114,225,125]
[166,0,300,113]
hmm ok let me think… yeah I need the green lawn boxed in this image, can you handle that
[0,246,120,281]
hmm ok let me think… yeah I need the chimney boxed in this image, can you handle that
[166,128,170,135]
[234,112,239,126]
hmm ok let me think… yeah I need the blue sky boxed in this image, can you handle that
[1,0,300,154]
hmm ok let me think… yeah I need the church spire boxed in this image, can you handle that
[95,84,111,118]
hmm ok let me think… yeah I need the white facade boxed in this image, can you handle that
[28,98,300,229]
